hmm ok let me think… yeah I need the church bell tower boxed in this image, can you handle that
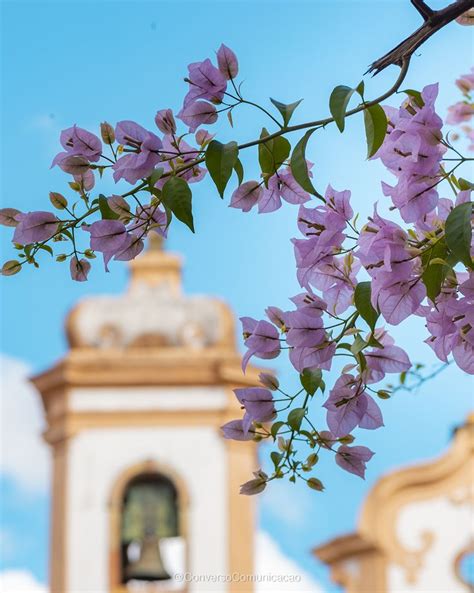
[32,240,260,593]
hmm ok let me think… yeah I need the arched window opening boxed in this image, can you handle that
[120,472,182,584]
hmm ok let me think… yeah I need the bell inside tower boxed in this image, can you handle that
[120,473,179,583]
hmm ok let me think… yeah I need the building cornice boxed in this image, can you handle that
[31,348,262,396]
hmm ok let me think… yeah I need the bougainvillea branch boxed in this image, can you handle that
[1,1,473,495]
[410,0,435,21]
[369,0,474,74]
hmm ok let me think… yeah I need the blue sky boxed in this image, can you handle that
[0,0,473,590]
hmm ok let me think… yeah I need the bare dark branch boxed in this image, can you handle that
[369,0,474,75]
[410,0,435,20]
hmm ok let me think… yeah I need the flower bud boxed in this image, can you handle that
[1,260,21,276]
[259,373,279,391]
[307,477,324,491]
[56,254,67,262]
[339,434,355,444]
[100,122,115,145]
[195,129,215,146]
[155,109,176,135]
[306,453,319,468]
[49,192,68,210]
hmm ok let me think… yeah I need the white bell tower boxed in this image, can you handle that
[32,240,260,593]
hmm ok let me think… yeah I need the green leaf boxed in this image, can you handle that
[38,244,53,257]
[98,194,120,220]
[148,167,164,187]
[161,177,195,232]
[402,89,424,108]
[329,85,357,132]
[162,204,173,229]
[355,80,365,98]
[270,451,283,468]
[357,351,367,373]
[458,178,474,191]
[367,333,384,349]
[234,157,244,185]
[354,281,379,331]
[351,334,367,356]
[270,97,303,127]
[288,407,306,431]
[258,128,291,177]
[421,239,449,302]
[363,103,388,158]
[270,421,285,439]
[445,201,473,269]
[290,127,318,195]
[300,368,322,395]
[205,140,239,198]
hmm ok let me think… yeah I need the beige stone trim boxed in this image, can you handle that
[453,540,474,589]
[32,350,261,397]
[313,414,474,592]
[49,440,69,593]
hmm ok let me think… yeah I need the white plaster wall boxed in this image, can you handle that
[388,494,473,592]
[66,394,229,593]
[69,386,228,413]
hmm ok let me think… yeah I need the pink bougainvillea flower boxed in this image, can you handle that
[153,135,205,189]
[285,310,325,348]
[221,419,255,441]
[217,44,239,80]
[234,387,276,433]
[12,211,59,245]
[112,121,162,184]
[230,181,263,212]
[375,84,446,222]
[154,109,177,135]
[456,68,474,95]
[69,256,91,282]
[51,125,102,169]
[335,445,375,479]
[183,58,227,105]
[177,100,218,132]
[446,101,474,125]
[240,317,281,371]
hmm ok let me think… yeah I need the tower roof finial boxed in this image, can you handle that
[128,233,182,294]
[147,232,164,252]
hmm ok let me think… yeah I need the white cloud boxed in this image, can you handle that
[0,355,50,493]
[0,570,47,593]
[260,477,314,528]
[255,531,323,593]
[0,529,15,562]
